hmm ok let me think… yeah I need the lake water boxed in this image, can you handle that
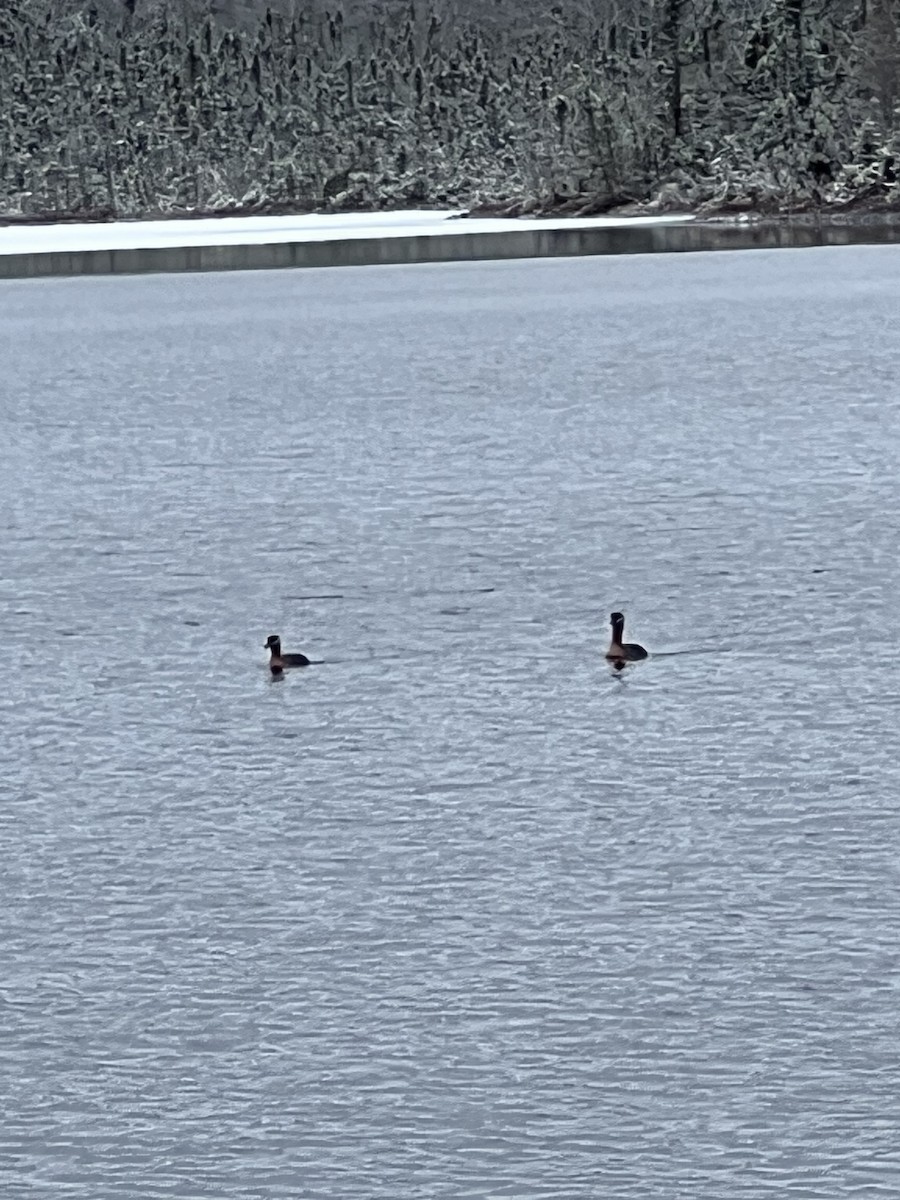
[2,246,900,1198]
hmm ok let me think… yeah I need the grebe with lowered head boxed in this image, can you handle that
[605,612,648,663]
[265,634,310,672]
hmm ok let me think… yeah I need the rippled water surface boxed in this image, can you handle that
[3,247,900,1198]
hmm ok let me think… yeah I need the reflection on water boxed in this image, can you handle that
[2,245,900,1199]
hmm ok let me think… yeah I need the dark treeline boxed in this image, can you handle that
[2,0,898,218]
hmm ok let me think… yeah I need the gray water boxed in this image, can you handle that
[2,247,900,1198]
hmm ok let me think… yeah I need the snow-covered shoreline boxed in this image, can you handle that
[0,209,690,257]
[0,209,705,280]
[1,208,898,280]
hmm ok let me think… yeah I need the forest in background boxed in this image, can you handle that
[1,0,899,219]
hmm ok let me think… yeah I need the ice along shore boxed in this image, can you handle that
[2,209,900,279]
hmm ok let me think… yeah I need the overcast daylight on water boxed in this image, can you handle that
[2,244,900,1198]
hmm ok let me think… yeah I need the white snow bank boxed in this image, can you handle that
[0,208,692,257]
